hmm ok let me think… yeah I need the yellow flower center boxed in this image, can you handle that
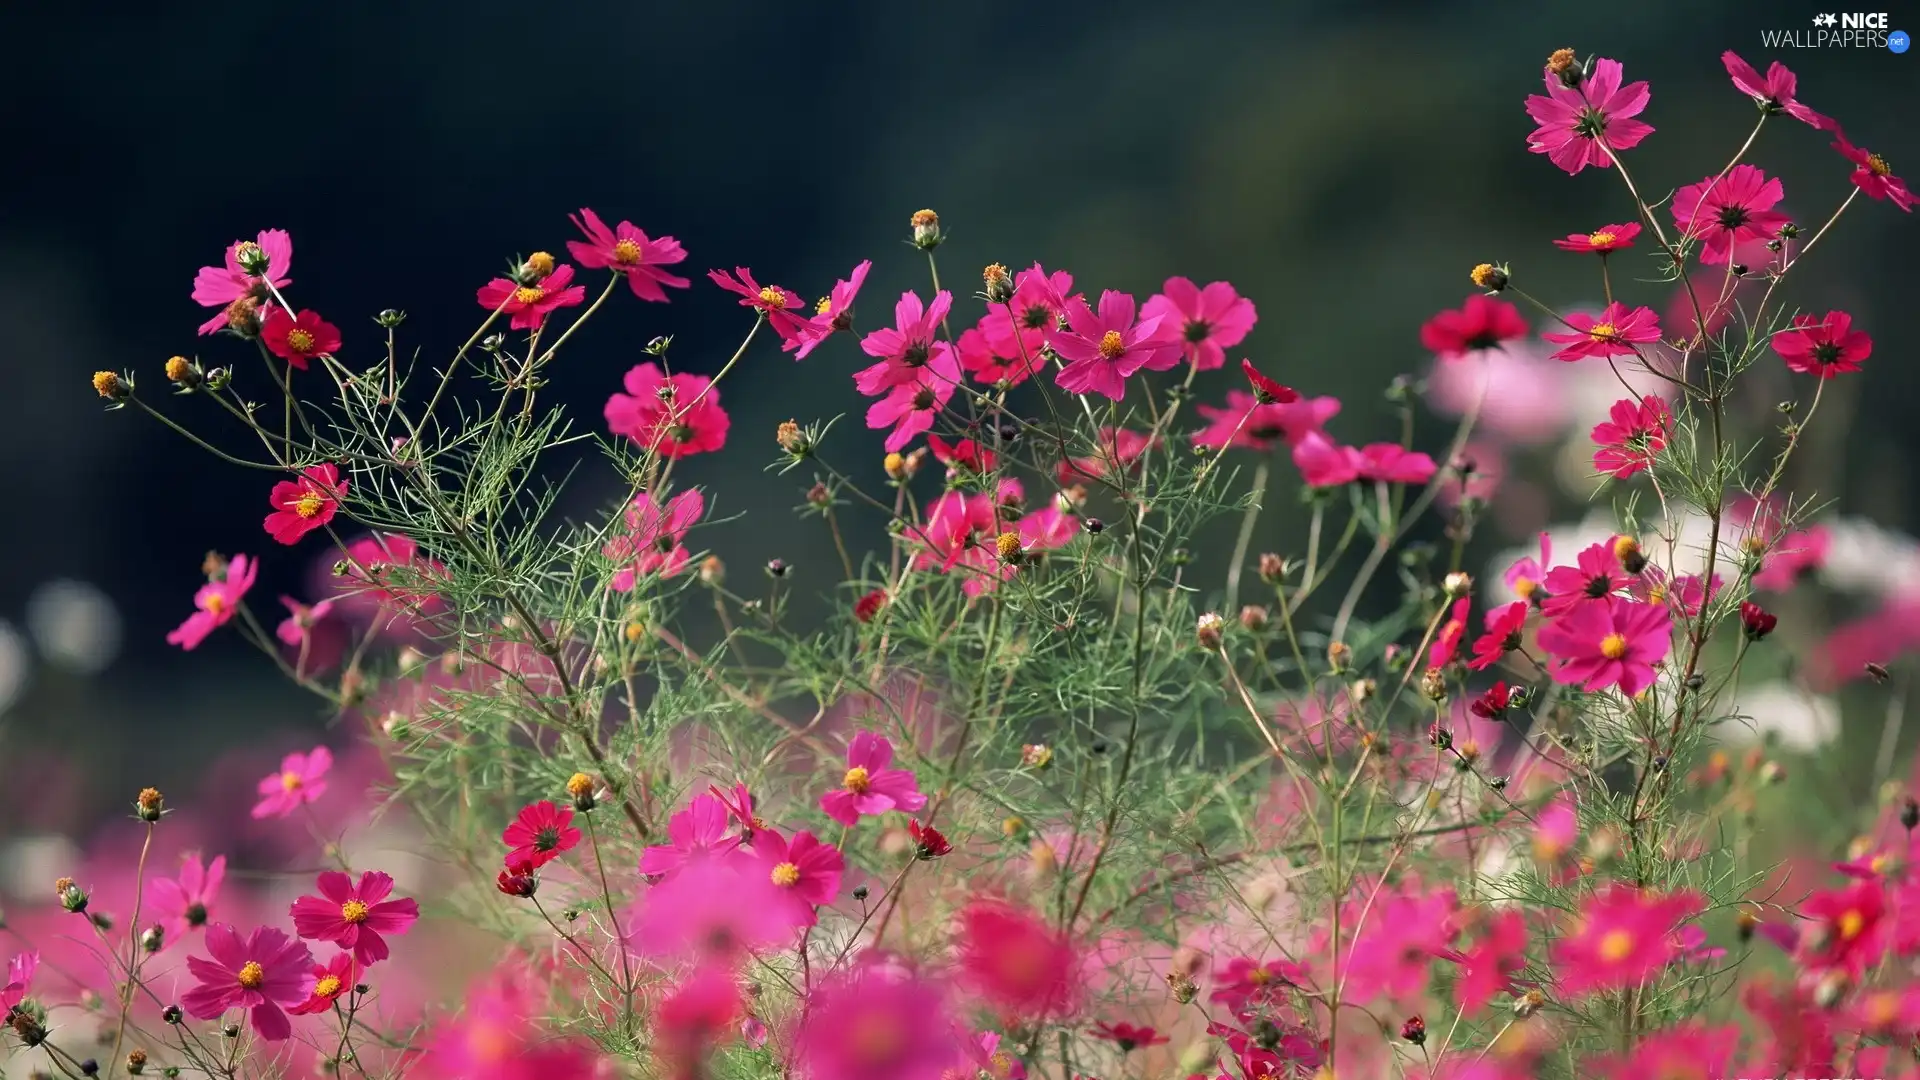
[1647,584,1667,604]
[1246,967,1272,986]
[236,961,265,989]
[1597,928,1634,963]
[816,295,833,316]
[1097,330,1126,360]
[512,286,545,305]
[757,286,788,309]
[285,328,316,354]
[280,770,302,791]
[524,251,555,278]
[1513,576,1537,599]
[1600,633,1628,660]
[1872,853,1892,874]
[770,862,801,887]
[1587,321,1618,342]
[1839,909,1865,940]
[1588,230,1616,247]
[612,239,643,265]
[1867,153,1892,177]
[341,900,370,923]
[842,766,872,794]
[313,975,342,999]
[293,491,327,518]
[1866,991,1900,1027]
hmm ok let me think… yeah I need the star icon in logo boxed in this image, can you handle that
[1813,12,1838,26]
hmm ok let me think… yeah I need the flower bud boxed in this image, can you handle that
[1401,1015,1427,1045]
[853,590,887,624]
[1546,48,1580,86]
[699,556,725,586]
[776,420,809,456]
[162,1005,183,1025]
[1166,973,1198,1005]
[1021,743,1053,769]
[1258,552,1288,584]
[163,356,201,391]
[883,452,907,479]
[520,251,555,282]
[765,559,790,579]
[1421,667,1448,702]
[233,240,270,275]
[1513,987,1547,1018]
[1238,605,1269,632]
[1759,760,1786,785]
[1327,641,1352,673]
[983,263,1013,304]
[1740,600,1777,640]
[376,308,407,328]
[1001,815,1025,839]
[996,532,1024,565]
[140,925,164,953]
[56,877,88,913]
[1469,263,1508,291]
[225,295,263,337]
[127,1050,148,1075]
[1195,613,1226,650]
[1443,571,1473,598]
[566,772,596,812]
[910,209,942,250]
[92,371,130,401]
[135,787,164,823]
[1428,723,1453,750]
[1083,516,1105,535]
[1349,678,1377,705]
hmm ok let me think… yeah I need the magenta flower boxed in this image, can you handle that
[262,307,342,370]
[150,853,226,946]
[1141,277,1257,371]
[1451,909,1529,1014]
[604,362,730,457]
[1752,524,1830,592]
[709,267,813,345]
[1420,295,1529,361]
[1672,164,1791,265]
[1552,884,1704,995]
[755,829,844,925]
[182,923,315,1041]
[252,746,332,819]
[819,731,927,826]
[264,462,347,544]
[1504,532,1552,605]
[287,951,357,1016]
[1543,303,1661,361]
[1833,133,1915,211]
[630,855,800,959]
[1771,310,1872,378]
[1631,567,1719,618]
[1429,598,1471,668]
[1291,430,1361,488]
[289,870,420,966]
[565,207,691,301]
[1210,956,1310,1012]
[957,901,1078,1017]
[1195,391,1341,453]
[1537,598,1672,697]
[1541,541,1630,616]
[1590,1023,1739,1080]
[788,259,873,360]
[1468,602,1530,671]
[640,793,743,879]
[1018,503,1078,551]
[502,800,582,870]
[1331,886,1458,1002]
[275,595,335,649]
[476,264,588,330]
[956,322,1039,387]
[604,489,704,590]
[166,554,257,651]
[1590,395,1671,479]
[906,491,1012,597]
[855,290,955,396]
[980,262,1079,361]
[1057,427,1158,486]
[1,951,38,1013]
[1050,291,1176,401]
[795,963,960,1080]
[1523,57,1654,175]
[866,357,962,453]
[1553,221,1641,253]
[191,229,291,335]
[1354,443,1437,485]
[1721,51,1833,130]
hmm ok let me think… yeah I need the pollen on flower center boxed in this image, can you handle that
[1513,577,1538,599]
[612,238,643,264]
[236,960,265,988]
[757,286,788,309]
[1246,967,1272,986]
[280,770,303,792]
[1867,153,1892,177]
[293,491,327,518]
[285,328,316,354]
[842,766,872,794]
[1587,322,1618,342]
[314,975,342,999]
[770,862,801,887]
[513,286,546,305]
[206,594,227,615]
[1097,330,1126,360]
[1597,928,1634,963]
[815,296,833,316]
[1588,230,1616,247]
[1839,909,1865,940]
[1599,633,1629,660]
[340,900,370,923]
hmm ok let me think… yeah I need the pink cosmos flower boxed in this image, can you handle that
[959,1030,1026,1080]
[1,951,38,1013]
[855,290,955,395]
[261,308,342,370]
[1752,524,1830,592]
[264,463,347,544]
[982,262,1079,361]
[475,264,588,330]
[1292,430,1361,487]
[795,963,960,1080]
[1672,164,1791,265]
[191,229,292,334]
[907,490,1010,596]
[1355,443,1438,485]
[1552,222,1641,253]
[1195,391,1341,452]
[709,782,767,841]
[1504,532,1552,605]
[167,554,257,650]
[1057,427,1157,486]
[1590,395,1671,478]
[754,830,844,925]
[289,870,419,966]
[1553,885,1705,995]
[1721,51,1833,130]
[641,793,745,878]
[1091,1020,1168,1052]
[1451,909,1528,1014]
[1429,598,1471,668]
[1537,599,1672,697]
[1210,956,1311,1012]
[865,345,963,452]
[1332,885,1459,1003]
[789,259,872,360]
[927,434,996,478]
[630,855,799,960]
[1540,541,1629,616]
[182,923,315,1041]
[565,207,691,301]
[1542,303,1661,361]
[1798,879,1889,975]
[957,901,1077,1017]
[150,853,226,946]
[1018,502,1079,551]
[820,731,927,826]
[709,267,813,344]
[1532,797,1578,863]
[252,746,332,819]
[1590,1022,1739,1080]
[1832,133,1915,211]
[286,951,357,1015]
[604,362,730,457]
[1523,57,1654,175]
[1420,295,1529,361]
[1468,602,1530,671]
[502,800,582,870]
[424,974,603,1079]
[276,595,336,649]
[604,489,704,590]
[1771,310,1872,378]
[1141,277,1257,371]
[1050,290,1176,401]
[1631,567,1719,617]
[956,323,1039,387]
[337,532,448,613]
[654,966,743,1072]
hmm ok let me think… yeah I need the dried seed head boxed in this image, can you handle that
[1195,613,1226,650]
[982,263,1013,304]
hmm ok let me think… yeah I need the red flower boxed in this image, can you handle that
[565,207,691,301]
[1771,310,1873,378]
[909,819,951,859]
[1741,601,1777,640]
[261,308,341,370]
[286,952,357,1016]
[604,362,730,457]
[287,870,419,967]
[1590,395,1671,479]
[1542,302,1661,361]
[475,264,588,330]
[709,267,813,345]
[495,859,538,898]
[1469,606,1529,673]
[1419,295,1528,361]
[501,800,581,869]
[957,901,1077,1017]
[1091,1021,1168,1052]
[1721,51,1834,130]
[1672,164,1791,266]
[853,589,888,624]
[928,434,996,478]
[1552,222,1641,253]
[1240,358,1298,404]
[263,463,346,545]
[1429,598,1471,668]
[1524,57,1654,175]
[1833,132,1916,211]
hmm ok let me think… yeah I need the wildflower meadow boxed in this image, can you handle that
[12,44,1920,1080]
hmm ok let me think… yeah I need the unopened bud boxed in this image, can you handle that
[883,452,907,479]
[1469,263,1508,291]
[983,263,1013,304]
[1443,571,1473,598]
[1238,605,1268,632]
[765,559,790,579]
[376,308,407,328]
[699,556,725,586]
[126,1050,148,1075]
[92,371,130,401]
[1421,667,1448,701]
[163,356,200,390]
[1195,613,1226,650]
[996,532,1024,565]
[1165,972,1198,1005]
[1258,552,1288,584]
[1327,641,1352,673]
[521,251,555,282]
[135,787,164,822]
[776,420,809,455]
[56,877,88,913]
[1021,743,1053,769]
[910,209,942,250]
[566,772,596,811]
[1349,678,1377,705]
[1759,760,1785,785]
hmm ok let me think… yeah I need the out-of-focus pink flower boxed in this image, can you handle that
[1210,955,1311,1012]
[1537,598,1672,696]
[1590,395,1671,479]
[252,746,332,819]
[1771,310,1872,378]
[264,463,347,544]
[1552,222,1641,253]
[1631,566,1720,618]
[605,362,730,457]
[655,966,742,1071]
[1051,290,1177,401]
[182,923,315,1041]
[1672,165,1791,265]
[1429,598,1471,668]
[1450,909,1528,1014]
[1292,430,1361,488]
[1589,1022,1740,1080]
[1057,428,1157,486]
[1195,390,1340,452]
[1542,303,1661,361]
[1797,879,1889,975]
[1752,525,1831,592]
[1721,51,1833,129]
[1552,884,1704,996]
[150,852,226,946]
[794,961,961,1080]
[1420,295,1529,362]
[819,732,926,826]
[1142,277,1257,371]
[605,489,705,590]
[907,491,1011,596]
[1327,884,1458,1003]
[191,229,292,335]
[1813,595,1920,688]
[1523,57,1654,174]
[289,870,419,966]
[1468,603,1529,671]
[640,793,744,878]
[788,260,873,360]
[475,264,588,330]
[1,951,38,1013]
[275,595,336,649]
[1018,502,1078,551]
[957,901,1078,1018]
[167,554,258,650]
[1504,533,1552,606]
[1355,444,1437,485]
[1532,797,1578,863]
[565,207,691,301]
[1426,339,1571,445]
[423,973,603,1079]
[1833,132,1916,211]
[630,856,799,961]
[336,533,448,615]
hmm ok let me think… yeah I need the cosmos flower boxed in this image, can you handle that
[565,207,691,301]
[1141,277,1257,371]
[819,732,927,826]
[264,463,347,544]
[181,923,315,1041]
[476,264,588,330]
[167,554,258,650]
[1523,57,1655,174]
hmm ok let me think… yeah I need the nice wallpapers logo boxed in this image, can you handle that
[1762,11,1910,49]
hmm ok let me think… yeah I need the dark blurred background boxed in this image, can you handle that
[1,2,1914,830]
